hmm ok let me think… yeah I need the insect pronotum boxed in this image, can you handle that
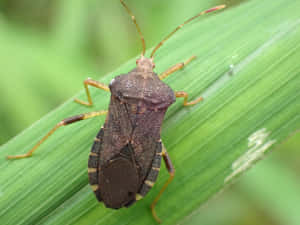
[7,1,225,223]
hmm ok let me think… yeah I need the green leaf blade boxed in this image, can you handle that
[0,0,300,224]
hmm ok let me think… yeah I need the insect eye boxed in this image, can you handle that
[136,59,140,64]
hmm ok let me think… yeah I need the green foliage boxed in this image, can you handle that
[0,0,299,224]
[182,133,300,225]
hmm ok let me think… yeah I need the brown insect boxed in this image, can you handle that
[7,1,225,223]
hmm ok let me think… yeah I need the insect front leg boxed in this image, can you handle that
[6,110,108,160]
[158,56,196,80]
[151,144,175,224]
[74,78,110,106]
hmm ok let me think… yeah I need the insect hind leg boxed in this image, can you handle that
[151,143,175,224]
[6,110,107,160]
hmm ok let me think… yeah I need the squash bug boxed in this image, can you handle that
[7,1,225,223]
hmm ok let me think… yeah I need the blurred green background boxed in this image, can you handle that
[0,0,299,224]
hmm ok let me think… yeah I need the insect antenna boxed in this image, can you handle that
[150,5,226,58]
[120,0,146,56]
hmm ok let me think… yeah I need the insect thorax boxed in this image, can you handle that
[109,68,176,110]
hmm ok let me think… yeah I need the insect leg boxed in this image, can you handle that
[74,78,110,106]
[175,91,203,106]
[6,110,108,160]
[151,144,175,224]
[158,56,196,80]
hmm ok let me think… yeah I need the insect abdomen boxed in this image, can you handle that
[138,141,162,198]
[88,129,104,201]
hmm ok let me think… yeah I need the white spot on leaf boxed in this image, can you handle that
[229,64,235,75]
[225,128,276,183]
